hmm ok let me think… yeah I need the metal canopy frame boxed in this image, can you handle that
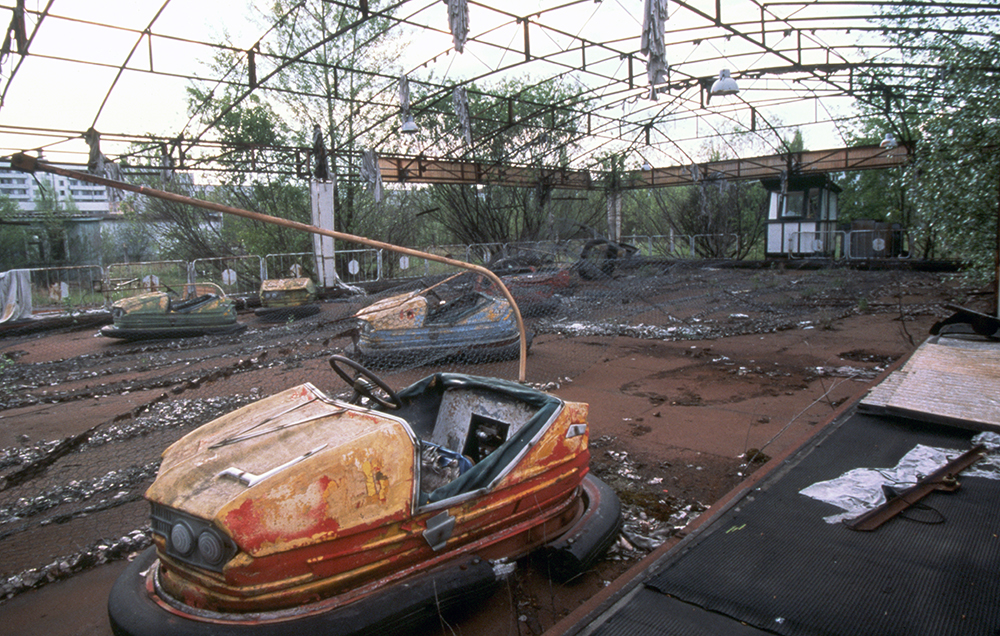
[0,1,995,185]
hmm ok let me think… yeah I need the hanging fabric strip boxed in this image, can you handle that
[445,0,469,53]
[83,128,123,201]
[312,124,329,181]
[399,74,411,121]
[452,86,472,146]
[641,0,669,99]
[360,149,383,203]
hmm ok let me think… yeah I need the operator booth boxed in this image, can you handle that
[762,174,841,258]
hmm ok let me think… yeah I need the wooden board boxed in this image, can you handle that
[861,337,1000,431]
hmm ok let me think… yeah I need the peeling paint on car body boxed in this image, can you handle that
[259,278,317,308]
[351,291,526,366]
[101,283,243,339]
[141,374,595,614]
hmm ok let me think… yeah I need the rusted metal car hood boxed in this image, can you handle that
[114,291,171,314]
[259,277,318,307]
[146,383,416,557]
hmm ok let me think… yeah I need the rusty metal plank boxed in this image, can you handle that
[376,155,592,189]
[376,144,907,191]
[632,144,910,189]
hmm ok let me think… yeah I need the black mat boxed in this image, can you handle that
[589,587,772,636]
[635,412,1000,636]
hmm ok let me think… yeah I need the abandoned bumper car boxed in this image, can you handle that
[108,356,621,636]
[350,290,530,366]
[101,283,245,340]
[254,277,321,322]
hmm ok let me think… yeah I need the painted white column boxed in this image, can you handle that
[606,190,622,242]
[310,180,337,288]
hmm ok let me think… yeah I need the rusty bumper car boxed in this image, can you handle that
[474,267,575,317]
[350,290,530,367]
[254,277,321,322]
[101,283,245,340]
[108,356,620,636]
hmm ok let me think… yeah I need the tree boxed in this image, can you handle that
[419,77,600,246]
[143,179,229,262]
[160,0,409,259]
[98,198,157,265]
[0,194,30,270]
[861,9,1000,272]
[25,182,86,266]
[642,179,766,259]
[630,138,769,259]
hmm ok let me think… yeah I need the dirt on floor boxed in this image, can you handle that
[0,264,982,636]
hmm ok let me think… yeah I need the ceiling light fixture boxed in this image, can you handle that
[710,69,739,96]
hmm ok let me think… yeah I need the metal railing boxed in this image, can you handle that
[190,256,265,298]
[338,249,384,284]
[6,230,939,317]
[264,252,315,281]
[845,229,910,260]
[104,260,188,305]
[24,265,105,312]
[786,231,848,259]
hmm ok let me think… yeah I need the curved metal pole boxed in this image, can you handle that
[10,153,529,381]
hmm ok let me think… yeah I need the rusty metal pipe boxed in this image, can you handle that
[10,153,528,381]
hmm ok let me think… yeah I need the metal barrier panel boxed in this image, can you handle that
[190,256,264,298]
[25,265,106,312]
[787,231,847,259]
[846,229,909,259]
[466,243,508,266]
[624,234,695,258]
[264,253,317,281]
[105,260,188,305]
[337,249,382,284]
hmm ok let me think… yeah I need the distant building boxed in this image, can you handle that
[0,163,220,269]
[0,163,111,216]
[0,162,112,267]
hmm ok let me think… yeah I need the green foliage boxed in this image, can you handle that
[420,77,598,244]
[170,0,408,256]
[99,198,157,265]
[0,194,31,270]
[142,179,230,262]
[216,180,312,256]
[17,182,83,266]
[858,10,1000,271]
[634,179,767,259]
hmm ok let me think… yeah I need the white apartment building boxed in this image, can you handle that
[0,163,113,217]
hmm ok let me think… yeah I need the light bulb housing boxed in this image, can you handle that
[400,115,418,134]
[710,69,740,96]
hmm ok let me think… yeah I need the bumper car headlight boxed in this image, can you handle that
[152,503,237,572]
[170,522,195,556]
[198,530,226,566]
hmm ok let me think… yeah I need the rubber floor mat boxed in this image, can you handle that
[641,412,1000,636]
